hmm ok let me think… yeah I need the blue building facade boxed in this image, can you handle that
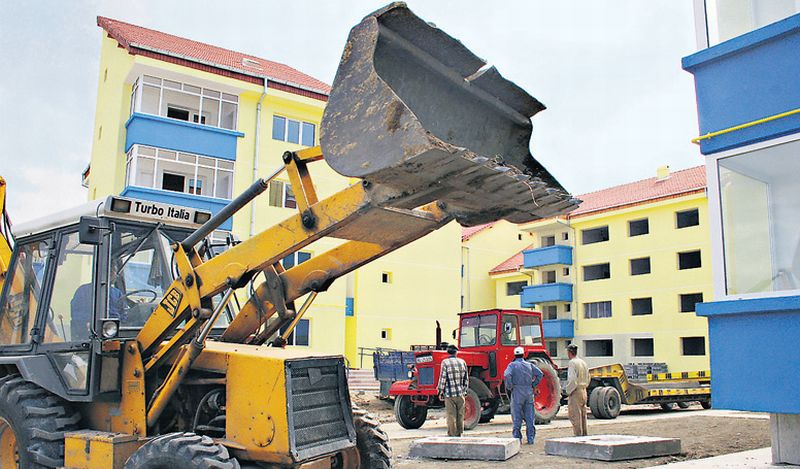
[683,3,800,464]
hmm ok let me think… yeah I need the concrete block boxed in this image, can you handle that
[771,413,800,465]
[545,434,681,461]
[408,436,520,461]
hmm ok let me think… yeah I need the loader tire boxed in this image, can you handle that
[353,406,392,469]
[589,387,606,419]
[0,373,81,468]
[124,432,240,469]
[700,399,712,409]
[599,386,621,419]
[530,358,561,424]
[660,402,676,411]
[677,401,690,409]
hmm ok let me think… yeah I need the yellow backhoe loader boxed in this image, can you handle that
[0,3,577,468]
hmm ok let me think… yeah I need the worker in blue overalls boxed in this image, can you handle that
[504,346,543,444]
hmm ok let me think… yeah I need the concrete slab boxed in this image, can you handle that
[645,447,780,467]
[544,434,681,461]
[408,436,520,461]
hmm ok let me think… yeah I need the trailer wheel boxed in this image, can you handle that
[479,398,500,423]
[599,386,621,419]
[0,374,81,468]
[660,402,676,411]
[677,401,690,409]
[588,387,607,419]
[700,399,712,409]
[530,358,561,424]
[393,395,427,429]
[353,406,392,469]
[463,389,481,430]
[124,432,239,469]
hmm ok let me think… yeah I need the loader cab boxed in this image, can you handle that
[0,196,220,401]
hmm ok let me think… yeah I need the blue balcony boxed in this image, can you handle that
[542,319,574,339]
[520,283,572,307]
[125,113,244,160]
[523,245,572,268]
[121,186,232,231]
[682,14,800,154]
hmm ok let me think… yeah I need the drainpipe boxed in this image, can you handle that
[250,80,269,237]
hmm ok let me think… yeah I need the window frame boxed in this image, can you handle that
[583,263,611,281]
[505,280,527,296]
[581,226,609,245]
[681,336,706,356]
[631,297,653,316]
[272,114,317,146]
[628,218,650,237]
[678,250,703,270]
[680,292,705,313]
[632,337,654,357]
[584,339,614,357]
[630,257,652,276]
[584,300,612,319]
[676,208,700,229]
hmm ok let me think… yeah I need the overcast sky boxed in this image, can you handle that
[0,0,702,224]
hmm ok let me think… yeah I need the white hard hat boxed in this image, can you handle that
[514,346,524,356]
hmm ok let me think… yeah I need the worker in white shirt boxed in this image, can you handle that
[566,343,590,436]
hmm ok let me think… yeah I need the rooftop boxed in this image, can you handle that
[97,16,331,98]
[489,247,530,275]
[461,222,495,241]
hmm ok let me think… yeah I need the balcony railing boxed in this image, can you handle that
[125,112,243,161]
[542,319,574,339]
[520,282,573,307]
[523,245,573,269]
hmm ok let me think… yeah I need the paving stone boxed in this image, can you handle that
[408,436,520,461]
[544,434,681,461]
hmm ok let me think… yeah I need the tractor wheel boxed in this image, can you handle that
[124,432,239,469]
[393,395,427,429]
[463,389,481,430]
[353,406,392,469]
[479,398,500,423]
[530,358,561,424]
[660,402,676,411]
[0,374,81,468]
[677,401,690,409]
[700,399,712,409]
[588,387,607,419]
[599,386,621,419]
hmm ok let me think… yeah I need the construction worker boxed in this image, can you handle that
[437,344,469,437]
[566,343,590,436]
[504,346,543,444]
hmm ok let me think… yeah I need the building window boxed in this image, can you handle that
[382,272,393,284]
[631,297,653,316]
[547,340,558,357]
[680,293,704,313]
[678,250,702,270]
[268,181,297,209]
[282,251,311,270]
[541,235,556,247]
[506,281,527,296]
[676,209,699,229]
[279,319,310,346]
[561,232,569,241]
[564,303,571,313]
[583,263,611,281]
[130,75,238,130]
[628,218,649,237]
[682,337,706,356]
[544,305,558,320]
[581,226,609,245]
[632,338,654,357]
[542,270,556,284]
[584,339,613,357]
[272,115,316,146]
[584,301,612,319]
[380,328,392,340]
[562,267,570,277]
[630,257,651,275]
[125,145,234,199]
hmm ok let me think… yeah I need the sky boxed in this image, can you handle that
[0,0,703,224]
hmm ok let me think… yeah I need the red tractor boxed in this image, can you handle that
[389,309,562,430]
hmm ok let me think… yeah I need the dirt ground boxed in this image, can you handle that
[350,394,771,468]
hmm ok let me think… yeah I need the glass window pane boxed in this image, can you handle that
[272,116,286,141]
[197,156,215,167]
[0,239,50,345]
[282,254,295,269]
[218,160,234,171]
[193,165,214,196]
[295,319,309,346]
[201,97,220,127]
[183,84,201,95]
[143,75,161,85]
[138,146,156,157]
[177,153,195,164]
[500,314,518,345]
[287,120,300,144]
[284,184,297,209]
[135,157,155,187]
[203,89,220,98]
[519,315,542,345]
[459,313,496,347]
[46,232,95,343]
[297,252,311,264]
[158,150,177,160]
[301,122,315,146]
[163,79,181,90]
[220,102,237,130]
[215,169,233,199]
[221,92,238,102]
[268,181,284,207]
[162,89,200,122]
[141,85,160,115]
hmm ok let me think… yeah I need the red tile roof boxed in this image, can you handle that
[461,222,495,241]
[489,246,531,275]
[97,16,331,99]
[569,166,706,217]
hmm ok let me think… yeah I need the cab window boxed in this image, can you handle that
[0,239,50,345]
[44,231,96,343]
[520,315,543,346]
[459,313,497,347]
[501,314,519,345]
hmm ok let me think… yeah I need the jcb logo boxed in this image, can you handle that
[160,288,183,318]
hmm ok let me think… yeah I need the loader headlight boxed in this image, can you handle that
[101,319,119,339]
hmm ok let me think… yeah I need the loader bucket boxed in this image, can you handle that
[321,2,579,226]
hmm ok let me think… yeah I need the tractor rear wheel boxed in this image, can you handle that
[353,406,392,469]
[393,395,427,429]
[463,389,481,430]
[124,432,239,469]
[530,358,561,424]
[0,374,81,468]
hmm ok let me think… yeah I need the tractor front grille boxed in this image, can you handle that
[286,358,356,462]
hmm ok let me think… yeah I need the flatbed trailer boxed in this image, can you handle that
[575,363,712,419]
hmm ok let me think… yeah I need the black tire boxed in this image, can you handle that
[0,374,81,468]
[700,399,712,409]
[661,402,676,411]
[677,401,690,409]
[124,432,239,469]
[588,387,606,419]
[353,406,392,469]
[530,358,561,424]
[600,386,621,419]
[393,395,427,429]
[479,398,500,423]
